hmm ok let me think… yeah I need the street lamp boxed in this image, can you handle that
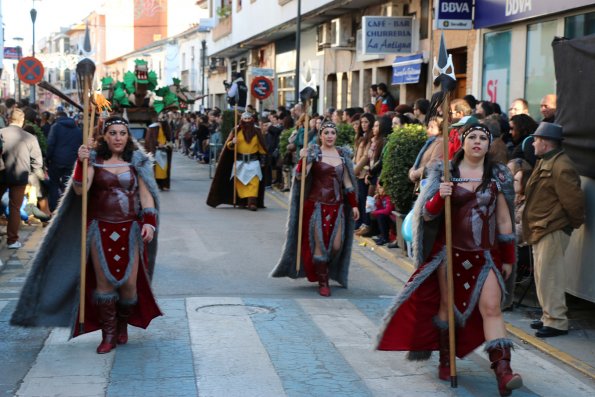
[13,37,24,102]
[30,5,38,103]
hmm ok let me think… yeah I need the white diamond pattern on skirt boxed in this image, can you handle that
[110,232,121,241]
[114,254,121,261]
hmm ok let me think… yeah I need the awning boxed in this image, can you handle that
[392,53,423,85]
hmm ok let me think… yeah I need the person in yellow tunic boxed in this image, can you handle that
[206,112,268,211]
[145,119,173,191]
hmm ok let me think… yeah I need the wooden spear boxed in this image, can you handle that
[441,92,457,388]
[75,59,96,334]
[295,99,311,273]
[233,105,239,207]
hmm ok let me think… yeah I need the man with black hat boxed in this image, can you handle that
[523,122,585,338]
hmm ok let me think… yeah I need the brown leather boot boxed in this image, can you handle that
[316,262,331,297]
[486,339,523,396]
[247,197,258,211]
[95,296,118,354]
[437,323,450,381]
[116,298,136,345]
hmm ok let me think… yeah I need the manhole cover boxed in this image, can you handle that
[195,304,274,316]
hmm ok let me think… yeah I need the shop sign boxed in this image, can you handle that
[4,47,22,60]
[435,0,473,30]
[475,0,595,29]
[482,68,508,111]
[392,53,423,85]
[362,16,416,55]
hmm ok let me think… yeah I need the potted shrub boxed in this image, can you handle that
[380,123,427,250]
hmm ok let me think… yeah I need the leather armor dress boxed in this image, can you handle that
[88,162,143,288]
[302,160,346,281]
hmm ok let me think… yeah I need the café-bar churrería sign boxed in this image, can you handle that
[362,16,417,55]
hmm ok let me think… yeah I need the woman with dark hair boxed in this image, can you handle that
[353,113,375,233]
[12,116,162,355]
[509,114,538,166]
[272,121,359,297]
[377,124,522,396]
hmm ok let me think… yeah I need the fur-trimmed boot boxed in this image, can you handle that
[316,262,331,297]
[116,297,137,345]
[94,291,119,354]
[485,338,523,396]
[434,317,450,381]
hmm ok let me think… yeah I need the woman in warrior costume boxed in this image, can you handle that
[376,124,523,397]
[70,116,162,353]
[11,116,162,354]
[271,121,359,297]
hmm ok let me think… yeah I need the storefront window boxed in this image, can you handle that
[565,12,595,39]
[524,20,557,117]
[277,74,295,107]
[482,31,511,113]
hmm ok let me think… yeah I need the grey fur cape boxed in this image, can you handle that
[270,145,357,287]
[11,149,160,328]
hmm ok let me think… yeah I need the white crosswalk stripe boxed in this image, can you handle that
[5,297,595,397]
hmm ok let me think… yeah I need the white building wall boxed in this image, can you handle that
[167,0,209,37]
[208,0,332,55]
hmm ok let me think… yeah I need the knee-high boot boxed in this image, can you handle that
[485,338,523,396]
[94,291,119,354]
[116,297,137,345]
[434,317,450,381]
[316,262,331,297]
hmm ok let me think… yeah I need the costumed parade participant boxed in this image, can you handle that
[271,121,359,297]
[11,116,162,354]
[376,123,522,396]
[145,116,173,191]
[206,112,267,211]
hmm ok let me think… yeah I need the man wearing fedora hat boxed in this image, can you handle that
[523,122,585,338]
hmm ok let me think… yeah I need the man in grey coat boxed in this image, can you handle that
[0,108,44,249]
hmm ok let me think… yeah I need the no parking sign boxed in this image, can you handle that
[250,76,273,100]
[17,57,45,85]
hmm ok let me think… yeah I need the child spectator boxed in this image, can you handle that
[371,182,394,246]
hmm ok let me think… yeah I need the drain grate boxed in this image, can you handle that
[194,303,274,316]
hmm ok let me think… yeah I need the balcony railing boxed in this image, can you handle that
[212,15,232,41]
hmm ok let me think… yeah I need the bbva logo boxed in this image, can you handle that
[505,0,532,16]
[440,2,471,14]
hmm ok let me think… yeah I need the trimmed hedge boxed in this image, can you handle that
[380,124,427,213]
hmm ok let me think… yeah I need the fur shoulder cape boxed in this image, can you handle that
[11,149,160,328]
[270,145,356,287]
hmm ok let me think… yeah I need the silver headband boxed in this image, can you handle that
[320,121,337,132]
[103,119,129,132]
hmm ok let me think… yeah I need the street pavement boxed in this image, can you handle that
[0,152,594,397]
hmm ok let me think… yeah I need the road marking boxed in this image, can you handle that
[298,298,478,396]
[186,296,286,397]
[16,328,114,397]
[265,190,289,208]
